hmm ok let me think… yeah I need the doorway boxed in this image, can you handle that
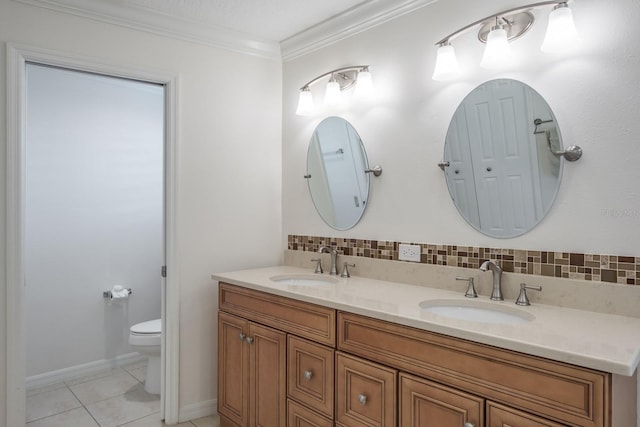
[6,44,180,426]
[25,63,163,424]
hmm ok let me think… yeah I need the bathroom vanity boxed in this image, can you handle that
[213,266,640,427]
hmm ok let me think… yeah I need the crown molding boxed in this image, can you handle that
[14,0,282,60]
[15,0,441,62]
[280,0,441,62]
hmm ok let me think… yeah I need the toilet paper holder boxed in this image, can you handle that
[103,288,132,299]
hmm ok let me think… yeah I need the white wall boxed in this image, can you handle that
[1,0,282,423]
[282,0,640,256]
[25,64,164,376]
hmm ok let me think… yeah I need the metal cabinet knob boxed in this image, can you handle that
[239,333,246,341]
[304,370,313,380]
[358,394,367,405]
[245,336,254,344]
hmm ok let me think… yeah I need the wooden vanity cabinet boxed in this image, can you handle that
[218,283,615,427]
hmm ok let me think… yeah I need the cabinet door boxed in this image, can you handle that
[288,335,335,418]
[218,312,250,427]
[248,322,287,427]
[487,401,567,427]
[336,352,397,427]
[399,373,484,427]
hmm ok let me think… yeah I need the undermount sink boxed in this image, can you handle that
[419,299,535,324]
[269,274,338,286]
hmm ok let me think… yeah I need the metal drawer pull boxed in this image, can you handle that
[463,423,475,427]
[304,370,313,380]
[245,336,254,344]
[358,394,367,405]
[239,333,246,341]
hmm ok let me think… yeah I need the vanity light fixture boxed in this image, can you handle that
[354,67,373,99]
[480,18,513,69]
[295,65,372,116]
[432,1,578,80]
[541,2,579,53]
[324,75,342,107]
[432,42,460,81]
[295,88,314,116]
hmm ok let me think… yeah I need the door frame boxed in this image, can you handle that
[5,43,180,425]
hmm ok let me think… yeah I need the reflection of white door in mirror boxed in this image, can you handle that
[307,117,370,230]
[308,132,336,225]
[444,79,563,238]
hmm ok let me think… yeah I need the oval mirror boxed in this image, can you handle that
[306,117,370,230]
[443,79,563,238]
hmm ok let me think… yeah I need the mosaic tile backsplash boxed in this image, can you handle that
[288,235,640,285]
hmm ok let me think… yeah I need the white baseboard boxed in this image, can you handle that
[26,352,146,390]
[178,399,217,423]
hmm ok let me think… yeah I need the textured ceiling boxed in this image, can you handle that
[113,0,370,41]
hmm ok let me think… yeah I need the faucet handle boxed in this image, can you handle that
[341,262,355,278]
[311,258,323,274]
[456,276,477,298]
[515,283,542,306]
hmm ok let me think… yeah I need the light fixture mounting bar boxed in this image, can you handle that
[299,65,369,91]
[478,11,534,43]
[434,0,568,46]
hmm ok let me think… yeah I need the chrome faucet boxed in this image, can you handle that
[480,260,503,301]
[318,246,338,275]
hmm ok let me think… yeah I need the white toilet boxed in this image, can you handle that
[129,319,161,395]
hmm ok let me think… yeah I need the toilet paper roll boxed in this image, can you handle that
[110,285,130,300]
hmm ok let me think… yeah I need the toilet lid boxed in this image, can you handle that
[131,319,161,334]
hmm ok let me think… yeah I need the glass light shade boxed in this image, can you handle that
[432,44,460,81]
[324,79,342,106]
[354,69,374,98]
[480,27,512,69]
[295,90,314,116]
[541,5,579,53]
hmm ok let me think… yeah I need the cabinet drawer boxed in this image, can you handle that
[400,372,484,427]
[338,312,609,427]
[288,399,334,427]
[219,283,336,346]
[487,401,567,427]
[288,336,335,418]
[336,352,397,427]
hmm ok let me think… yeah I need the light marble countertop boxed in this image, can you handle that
[212,265,640,376]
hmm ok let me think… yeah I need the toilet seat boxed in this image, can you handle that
[129,319,161,347]
[130,319,161,335]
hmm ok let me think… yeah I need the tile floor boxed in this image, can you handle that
[26,361,219,427]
